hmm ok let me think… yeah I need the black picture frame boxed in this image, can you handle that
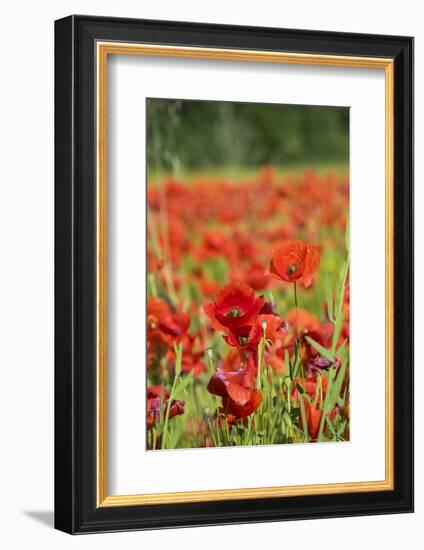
[55,14,414,534]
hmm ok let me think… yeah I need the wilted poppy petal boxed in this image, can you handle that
[169,399,185,419]
[147,385,170,400]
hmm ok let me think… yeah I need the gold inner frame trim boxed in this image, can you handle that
[96,41,395,508]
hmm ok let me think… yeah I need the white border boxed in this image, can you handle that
[107,55,386,496]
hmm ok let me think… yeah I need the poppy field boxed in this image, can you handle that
[146,99,350,450]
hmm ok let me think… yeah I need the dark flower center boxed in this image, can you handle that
[238,336,248,346]
[227,307,243,318]
[286,263,297,275]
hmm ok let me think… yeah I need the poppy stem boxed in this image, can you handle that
[244,416,253,444]
[315,374,322,405]
[256,320,268,392]
[206,348,215,372]
[204,410,218,447]
[293,282,304,379]
[188,385,199,446]
[293,281,300,334]
[161,343,182,449]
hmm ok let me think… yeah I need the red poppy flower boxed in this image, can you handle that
[269,240,320,288]
[222,389,262,419]
[203,283,264,332]
[222,348,256,372]
[208,367,262,421]
[291,376,327,440]
[285,308,332,363]
[287,308,321,338]
[259,314,288,341]
[224,314,286,351]
[259,301,276,315]
[224,323,262,351]
[146,385,185,426]
[294,375,344,440]
[195,231,237,264]
[147,298,191,370]
[147,385,168,426]
[147,385,169,403]
[207,368,256,406]
[147,297,190,345]
[305,355,341,376]
[231,231,260,262]
[243,262,270,290]
[303,401,323,440]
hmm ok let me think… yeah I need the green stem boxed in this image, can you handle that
[317,368,335,441]
[161,343,182,449]
[161,374,178,449]
[286,378,292,414]
[148,273,158,297]
[293,280,299,315]
[293,281,305,379]
[188,386,198,447]
[331,254,350,357]
[299,395,309,440]
[205,411,218,447]
[244,416,253,444]
[257,336,265,389]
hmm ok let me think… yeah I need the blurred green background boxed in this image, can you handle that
[147,98,349,173]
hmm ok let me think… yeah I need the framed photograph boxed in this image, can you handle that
[54,15,414,533]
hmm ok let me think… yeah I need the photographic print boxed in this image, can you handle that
[146,98,350,450]
[55,17,413,532]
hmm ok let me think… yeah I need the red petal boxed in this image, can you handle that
[299,273,313,288]
[203,302,229,332]
[226,382,251,406]
[207,370,228,397]
[223,389,262,419]
[147,385,170,400]
[269,241,307,282]
[305,401,323,439]
[257,314,286,341]
[299,246,320,287]
[304,245,320,275]
[215,282,255,310]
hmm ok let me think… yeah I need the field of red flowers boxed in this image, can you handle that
[147,166,350,450]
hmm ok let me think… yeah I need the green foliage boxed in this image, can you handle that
[147,98,349,172]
